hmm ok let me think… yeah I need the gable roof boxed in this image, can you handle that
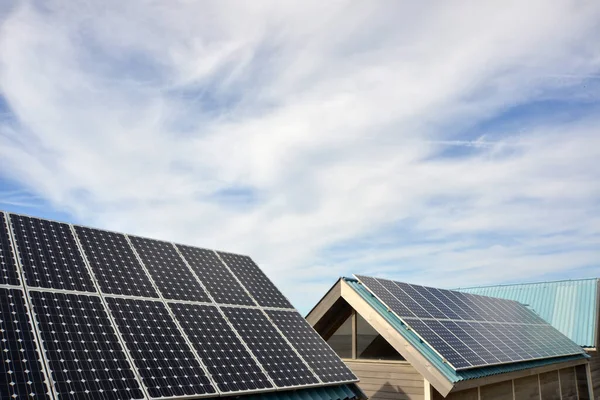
[307,277,590,396]
[456,278,599,348]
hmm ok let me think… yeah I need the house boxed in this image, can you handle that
[307,276,593,400]
[457,278,600,397]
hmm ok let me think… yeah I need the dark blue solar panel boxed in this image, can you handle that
[439,320,499,364]
[419,286,462,320]
[1,211,360,398]
[74,226,158,298]
[169,302,273,393]
[455,321,512,363]
[403,318,471,369]
[30,291,144,399]
[106,297,216,398]
[354,275,416,317]
[266,310,357,384]
[0,213,21,286]
[395,282,447,319]
[356,275,586,371]
[222,307,318,387]
[10,214,95,292]
[377,279,432,318]
[218,252,293,309]
[128,236,210,302]
[176,245,254,306]
[0,288,52,400]
[470,322,523,361]
[423,320,486,366]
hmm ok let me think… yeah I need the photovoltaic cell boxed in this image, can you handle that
[176,245,254,306]
[218,252,293,309]
[169,303,273,393]
[29,291,144,400]
[128,236,209,302]
[222,307,318,387]
[10,214,95,292]
[266,310,357,384]
[74,226,158,298]
[356,275,586,371]
[106,297,216,399]
[0,212,20,286]
[0,288,51,400]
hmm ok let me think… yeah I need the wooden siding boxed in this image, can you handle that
[588,351,600,398]
[344,359,424,400]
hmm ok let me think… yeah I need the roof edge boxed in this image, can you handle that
[455,277,600,291]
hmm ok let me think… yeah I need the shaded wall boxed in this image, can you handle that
[588,351,600,398]
[431,365,588,400]
[344,359,424,400]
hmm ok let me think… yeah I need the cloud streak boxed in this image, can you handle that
[1,0,600,312]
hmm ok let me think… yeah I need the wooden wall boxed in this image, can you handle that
[588,351,600,398]
[344,359,424,400]
[431,365,589,400]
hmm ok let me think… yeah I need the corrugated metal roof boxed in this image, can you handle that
[456,279,599,348]
[344,278,589,383]
[235,384,364,400]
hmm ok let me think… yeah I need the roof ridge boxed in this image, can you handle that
[456,277,600,290]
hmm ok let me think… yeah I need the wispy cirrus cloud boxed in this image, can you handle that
[1,0,600,312]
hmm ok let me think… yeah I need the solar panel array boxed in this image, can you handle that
[354,275,586,371]
[0,211,357,400]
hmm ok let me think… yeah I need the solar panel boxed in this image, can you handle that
[1,212,358,399]
[0,212,21,286]
[222,307,318,387]
[266,310,357,383]
[169,302,273,393]
[29,291,144,399]
[74,226,159,298]
[175,245,254,306]
[218,252,293,309]
[0,288,52,400]
[128,236,210,302]
[10,215,95,292]
[105,297,216,398]
[355,275,586,371]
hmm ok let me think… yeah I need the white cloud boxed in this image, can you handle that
[1,0,600,312]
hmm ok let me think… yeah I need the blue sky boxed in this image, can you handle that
[1,1,600,314]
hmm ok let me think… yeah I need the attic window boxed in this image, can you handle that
[326,313,352,358]
[357,313,404,361]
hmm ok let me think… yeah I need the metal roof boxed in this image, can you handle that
[237,384,364,400]
[344,278,589,383]
[456,278,599,348]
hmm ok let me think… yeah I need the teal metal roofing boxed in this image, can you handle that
[236,384,364,400]
[456,279,599,348]
[344,278,589,383]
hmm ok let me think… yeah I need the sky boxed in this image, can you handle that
[1,1,600,314]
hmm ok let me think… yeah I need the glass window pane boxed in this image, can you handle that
[326,313,352,358]
[357,313,404,360]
